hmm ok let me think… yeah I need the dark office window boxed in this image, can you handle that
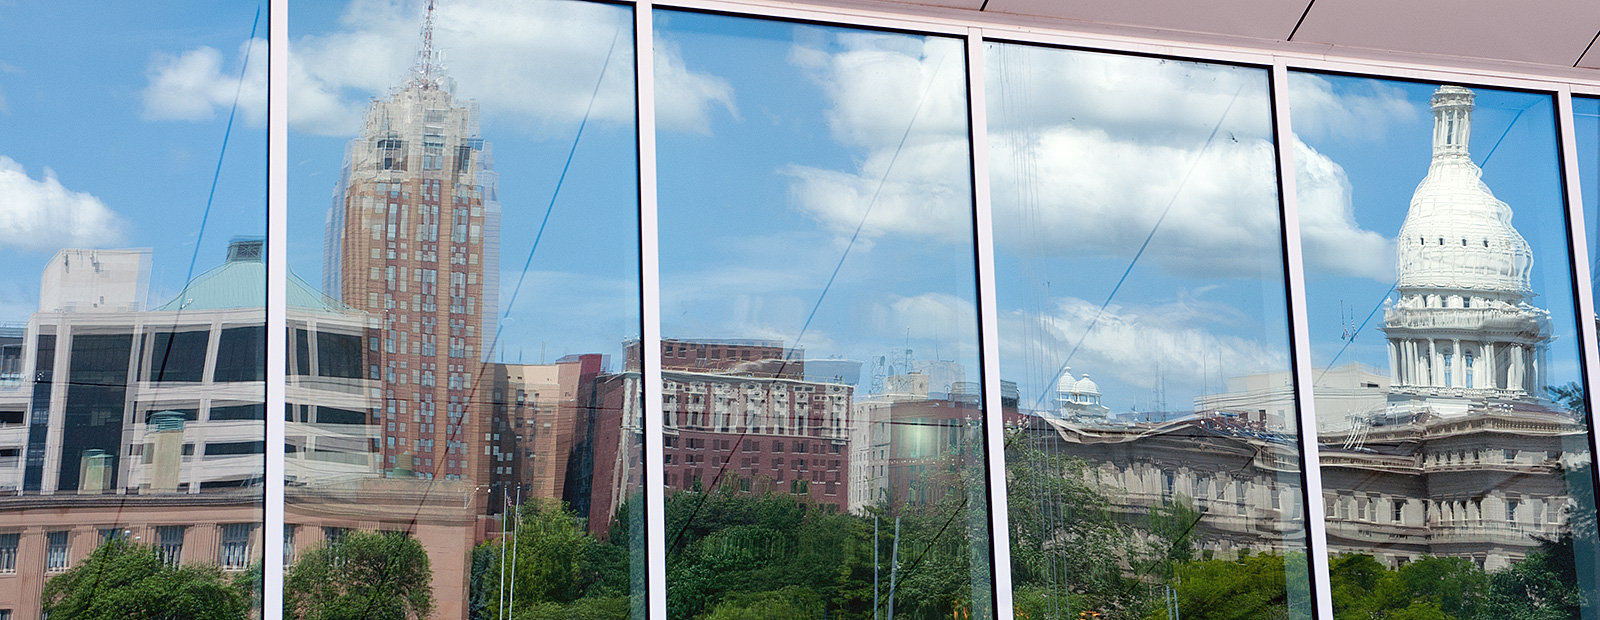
[316,331,364,379]
[209,404,265,421]
[315,407,366,425]
[294,329,311,377]
[58,333,132,492]
[204,441,265,456]
[214,325,266,382]
[150,330,208,382]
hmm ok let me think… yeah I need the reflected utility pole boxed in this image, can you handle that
[509,487,522,616]
[887,516,901,620]
[873,514,880,620]
[498,492,508,620]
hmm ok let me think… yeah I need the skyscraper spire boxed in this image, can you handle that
[409,0,442,89]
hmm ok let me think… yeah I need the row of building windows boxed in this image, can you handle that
[0,524,253,575]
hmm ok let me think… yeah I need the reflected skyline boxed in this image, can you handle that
[4,2,1600,620]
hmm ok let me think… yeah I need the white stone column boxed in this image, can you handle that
[1509,344,1524,392]
[1485,342,1497,389]
[1428,339,1438,387]
[1451,339,1463,388]
[1401,340,1411,385]
[1408,339,1419,386]
[1410,339,1419,385]
[1389,340,1401,384]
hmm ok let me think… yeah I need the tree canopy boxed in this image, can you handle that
[283,529,434,620]
[41,538,252,620]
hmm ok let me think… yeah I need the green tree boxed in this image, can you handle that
[697,586,824,620]
[471,499,640,620]
[1394,556,1487,619]
[1006,429,1158,620]
[42,538,251,620]
[1484,537,1583,620]
[515,596,633,620]
[1164,553,1292,620]
[283,529,434,620]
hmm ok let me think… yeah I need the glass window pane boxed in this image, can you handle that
[986,42,1311,620]
[655,12,993,620]
[1579,96,1600,302]
[1292,73,1600,618]
[0,3,266,618]
[287,2,644,620]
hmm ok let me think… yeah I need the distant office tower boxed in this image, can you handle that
[323,9,500,487]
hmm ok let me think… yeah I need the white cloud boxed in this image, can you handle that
[777,39,1397,280]
[288,0,733,136]
[870,292,980,361]
[991,125,1285,278]
[142,38,267,125]
[1293,138,1394,280]
[981,48,1396,281]
[1002,294,1287,399]
[1286,73,1418,143]
[0,156,124,251]
[782,32,974,245]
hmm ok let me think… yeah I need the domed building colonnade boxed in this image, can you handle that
[1384,86,1551,411]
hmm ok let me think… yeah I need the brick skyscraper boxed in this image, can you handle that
[324,3,499,487]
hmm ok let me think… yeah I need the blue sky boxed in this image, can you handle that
[1578,96,1600,306]
[0,1,266,321]
[985,45,1291,416]
[654,11,984,393]
[287,0,643,368]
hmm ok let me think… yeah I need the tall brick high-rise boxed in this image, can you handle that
[324,2,499,488]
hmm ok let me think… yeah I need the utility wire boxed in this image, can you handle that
[411,21,624,532]
[1315,100,1527,382]
[94,4,260,609]
[668,49,954,555]
[1031,86,1244,410]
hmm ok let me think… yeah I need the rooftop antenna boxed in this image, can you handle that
[409,0,442,89]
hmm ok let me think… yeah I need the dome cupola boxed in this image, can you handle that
[1394,85,1533,299]
[1072,374,1100,397]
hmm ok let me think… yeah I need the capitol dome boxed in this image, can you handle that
[1394,85,1533,298]
[1057,367,1076,394]
[1072,374,1100,396]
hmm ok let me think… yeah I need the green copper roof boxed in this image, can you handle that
[153,257,352,314]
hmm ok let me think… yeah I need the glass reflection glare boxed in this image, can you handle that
[654,11,993,620]
[287,2,644,619]
[0,3,267,619]
[986,42,1311,620]
[1292,73,1600,620]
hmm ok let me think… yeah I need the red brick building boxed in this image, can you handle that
[323,56,499,490]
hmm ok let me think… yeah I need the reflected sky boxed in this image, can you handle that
[0,2,265,320]
[655,11,981,392]
[1577,96,1599,298]
[986,43,1290,417]
[1289,75,1580,395]
[287,0,642,363]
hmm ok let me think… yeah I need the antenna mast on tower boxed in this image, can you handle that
[410,0,442,89]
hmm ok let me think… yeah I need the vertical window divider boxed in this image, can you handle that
[965,29,1016,620]
[635,2,668,619]
[265,0,289,615]
[1269,61,1334,620]
[1552,88,1600,513]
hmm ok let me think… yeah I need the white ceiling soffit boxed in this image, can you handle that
[854,0,1600,73]
[980,0,1307,42]
[1287,0,1599,68]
